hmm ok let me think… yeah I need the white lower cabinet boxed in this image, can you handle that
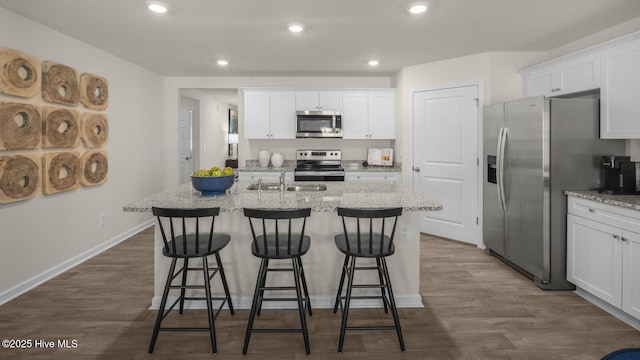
[345,172,400,182]
[567,197,640,320]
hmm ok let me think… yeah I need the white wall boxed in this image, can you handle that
[392,51,547,184]
[0,7,164,301]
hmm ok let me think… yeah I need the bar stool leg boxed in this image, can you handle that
[381,258,405,351]
[243,258,267,355]
[333,255,350,313]
[293,257,311,355]
[178,258,189,314]
[376,258,389,313]
[297,257,312,316]
[214,252,235,315]
[149,257,178,353]
[338,256,357,352]
[256,258,269,316]
[201,256,217,353]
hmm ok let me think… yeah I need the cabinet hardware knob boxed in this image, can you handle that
[621,237,628,242]
[588,208,595,213]
[613,234,620,239]
[413,166,420,172]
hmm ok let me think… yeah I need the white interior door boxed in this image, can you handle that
[179,107,194,184]
[412,85,479,245]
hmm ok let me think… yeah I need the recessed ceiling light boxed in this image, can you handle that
[407,2,428,14]
[288,23,304,33]
[217,60,229,66]
[368,60,380,66]
[146,1,168,13]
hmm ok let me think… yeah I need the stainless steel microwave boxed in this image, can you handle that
[296,110,343,138]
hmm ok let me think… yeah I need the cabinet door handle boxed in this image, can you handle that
[613,234,620,239]
[588,208,595,213]
[621,237,628,242]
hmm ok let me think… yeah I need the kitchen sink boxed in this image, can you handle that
[246,183,281,191]
[246,183,327,191]
[286,184,327,192]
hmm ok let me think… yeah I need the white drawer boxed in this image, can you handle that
[568,197,640,233]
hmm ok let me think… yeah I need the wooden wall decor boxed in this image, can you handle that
[42,106,80,148]
[80,150,108,187]
[0,101,42,150]
[80,73,108,110]
[0,154,41,203]
[0,48,110,203]
[80,112,108,148]
[0,47,41,98]
[41,61,79,106]
[41,151,80,195]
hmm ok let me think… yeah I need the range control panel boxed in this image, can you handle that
[296,150,342,161]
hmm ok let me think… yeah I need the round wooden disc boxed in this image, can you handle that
[80,151,108,186]
[0,47,41,98]
[41,61,79,106]
[80,73,108,110]
[43,106,80,148]
[81,112,108,148]
[0,154,40,203]
[42,152,80,194]
[0,101,42,150]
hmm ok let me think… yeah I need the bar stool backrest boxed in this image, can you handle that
[336,207,403,256]
[152,207,220,257]
[243,208,312,257]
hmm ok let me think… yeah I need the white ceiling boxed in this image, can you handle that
[1,0,640,77]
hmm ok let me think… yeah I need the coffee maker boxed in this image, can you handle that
[600,156,639,195]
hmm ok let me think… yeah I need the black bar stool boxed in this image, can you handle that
[242,207,313,355]
[149,207,234,354]
[333,207,405,352]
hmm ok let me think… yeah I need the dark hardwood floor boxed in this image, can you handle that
[0,227,638,359]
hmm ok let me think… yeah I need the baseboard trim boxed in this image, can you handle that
[0,220,154,305]
[150,293,424,310]
[575,287,640,331]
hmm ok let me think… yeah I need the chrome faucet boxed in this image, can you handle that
[279,170,286,191]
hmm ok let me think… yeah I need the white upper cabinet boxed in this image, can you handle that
[368,90,396,139]
[521,53,600,97]
[244,90,296,139]
[270,91,296,139]
[601,40,640,139]
[342,91,369,138]
[243,90,271,139]
[342,90,395,139]
[295,91,342,111]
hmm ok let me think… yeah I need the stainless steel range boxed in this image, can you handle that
[294,150,345,181]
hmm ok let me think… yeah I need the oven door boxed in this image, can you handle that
[296,111,342,138]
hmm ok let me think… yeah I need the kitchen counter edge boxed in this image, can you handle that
[564,190,640,211]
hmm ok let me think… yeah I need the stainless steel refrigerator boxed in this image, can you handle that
[483,96,625,290]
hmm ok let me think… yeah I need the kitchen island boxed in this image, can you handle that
[124,181,442,309]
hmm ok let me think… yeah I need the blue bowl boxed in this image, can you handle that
[191,175,234,196]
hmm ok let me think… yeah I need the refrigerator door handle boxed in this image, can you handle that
[497,127,508,211]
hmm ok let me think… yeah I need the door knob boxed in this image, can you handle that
[185,157,190,160]
[413,166,420,172]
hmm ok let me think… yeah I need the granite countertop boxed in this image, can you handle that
[124,181,442,213]
[565,190,640,211]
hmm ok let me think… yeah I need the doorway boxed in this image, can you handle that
[179,97,198,184]
[412,85,480,245]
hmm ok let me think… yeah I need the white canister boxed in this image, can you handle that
[258,150,271,167]
[271,152,284,167]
